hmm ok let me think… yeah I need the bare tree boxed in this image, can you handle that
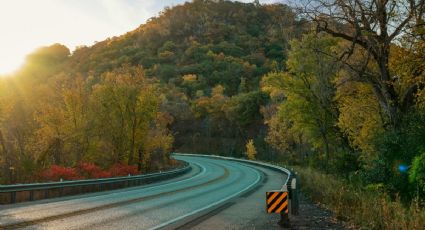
[299,0,425,130]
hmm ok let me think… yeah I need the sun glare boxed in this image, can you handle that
[0,52,26,75]
[0,0,169,76]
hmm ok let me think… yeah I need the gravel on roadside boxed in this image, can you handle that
[280,193,353,230]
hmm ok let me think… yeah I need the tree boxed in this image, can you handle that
[335,79,384,159]
[90,66,160,165]
[302,0,425,131]
[0,81,8,183]
[245,139,257,160]
[262,34,348,167]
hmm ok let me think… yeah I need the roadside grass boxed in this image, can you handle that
[283,165,425,229]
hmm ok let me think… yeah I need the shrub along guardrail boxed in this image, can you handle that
[0,162,191,205]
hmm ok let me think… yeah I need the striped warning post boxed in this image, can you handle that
[266,191,288,214]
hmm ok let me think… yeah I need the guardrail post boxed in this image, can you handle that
[11,191,16,203]
[290,176,299,215]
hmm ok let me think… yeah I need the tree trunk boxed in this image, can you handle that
[375,48,403,132]
[52,137,63,165]
[128,119,137,165]
[322,132,330,171]
[0,129,9,183]
[0,129,8,157]
[138,148,143,172]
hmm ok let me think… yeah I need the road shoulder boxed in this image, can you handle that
[288,193,351,229]
[186,165,350,230]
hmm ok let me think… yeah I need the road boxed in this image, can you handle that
[0,155,287,230]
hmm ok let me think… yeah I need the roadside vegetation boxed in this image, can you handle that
[293,166,425,229]
[263,1,425,228]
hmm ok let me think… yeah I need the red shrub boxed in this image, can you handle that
[41,165,82,181]
[92,170,112,178]
[78,162,103,179]
[39,163,139,182]
[108,163,139,177]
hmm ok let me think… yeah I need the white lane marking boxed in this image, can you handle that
[148,165,262,230]
[0,158,207,218]
[127,159,207,192]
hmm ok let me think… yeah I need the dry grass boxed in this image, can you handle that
[288,166,425,230]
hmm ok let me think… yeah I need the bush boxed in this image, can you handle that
[108,163,139,177]
[331,151,360,177]
[92,170,112,178]
[39,163,140,182]
[41,165,82,181]
[245,139,257,160]
[78,162,102,178]
[409,152,425,197]
[78,162,112,179]
[291,165,425,229]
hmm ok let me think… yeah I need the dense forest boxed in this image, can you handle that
[1,0,425,213]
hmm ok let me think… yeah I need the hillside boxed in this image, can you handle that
[63,0,306,155]
[70,0,303,91]
[0,0,305,183]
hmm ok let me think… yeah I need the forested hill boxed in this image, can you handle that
[69,0,304,94]
[0,0,306,183]
[66,0,305,154]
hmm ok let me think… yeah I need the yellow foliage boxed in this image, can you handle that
[182,74,197,83]
[193,84,228,119]
[245,139,257,160]
[212,84,225,96]
[335,77,383,158]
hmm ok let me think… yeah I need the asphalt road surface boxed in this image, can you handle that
[0,155,288,230]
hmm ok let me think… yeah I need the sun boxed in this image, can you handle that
[0,53,25,76]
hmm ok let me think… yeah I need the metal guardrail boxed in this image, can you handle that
[0,162,191,205]
[174,153,300,222]
[174,153,292,186]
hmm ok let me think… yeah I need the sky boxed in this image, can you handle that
[0,0,283,75]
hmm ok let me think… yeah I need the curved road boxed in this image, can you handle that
[0,155,287,230]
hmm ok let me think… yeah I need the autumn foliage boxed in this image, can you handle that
[108,163,139,177]
[41,165,82,181]
[77,162,111,179]
[245,139,256,160]
[40,162,140,182]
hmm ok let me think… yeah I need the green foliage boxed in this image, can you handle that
[409,152,425,197]
[224,91,268,128]
[68,0,302,95]
[364,111,425,199]
[262,34,347,170]
[294,165,425,229]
